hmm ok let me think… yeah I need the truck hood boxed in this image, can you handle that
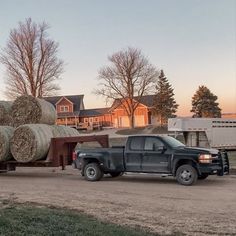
[174,146,219,155]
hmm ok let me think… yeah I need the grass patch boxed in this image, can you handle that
[0,203,159,236]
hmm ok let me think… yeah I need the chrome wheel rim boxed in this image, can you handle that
[86,167,96,178]
[180,170,192,181]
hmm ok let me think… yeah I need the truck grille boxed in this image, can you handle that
[212,154,220,164]
[219,151,230,175]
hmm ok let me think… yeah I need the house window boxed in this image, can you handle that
[84,118,88,123]
[89,118,93,123]
[60,106,69,112]
[94,117,98,122]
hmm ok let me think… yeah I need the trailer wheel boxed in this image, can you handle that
[84,163,103,181]
[176,164,197,186]
[198,173,209,180]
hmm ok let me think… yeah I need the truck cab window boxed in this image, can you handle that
[129,137,144,150]
[144,137,164,151]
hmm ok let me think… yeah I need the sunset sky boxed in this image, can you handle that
[0,0,235,116]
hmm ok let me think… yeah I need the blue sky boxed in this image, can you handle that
[0,0,235,115]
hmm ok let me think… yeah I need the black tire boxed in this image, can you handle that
[84,163,103,181]
[198,173,209,180]
[176,164,198,186]
[109,172,123,178]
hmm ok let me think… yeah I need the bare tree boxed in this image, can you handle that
[96,47,159,128]
[0,18,64,99]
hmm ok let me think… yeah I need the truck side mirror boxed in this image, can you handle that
[157,146,165,152]
[154,145,166,153]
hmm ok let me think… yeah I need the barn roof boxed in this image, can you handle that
[79,108,110,117]
[110,95,155,111]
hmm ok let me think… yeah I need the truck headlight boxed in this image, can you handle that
[78,153,86,157]
[199,154,213,163]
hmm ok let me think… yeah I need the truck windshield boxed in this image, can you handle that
[161,136,185,148]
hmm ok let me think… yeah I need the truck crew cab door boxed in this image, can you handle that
[142,137,170,173]
[124,136,144,172]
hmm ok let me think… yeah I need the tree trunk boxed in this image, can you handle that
[129,113,135,129]
[160,115,163,127]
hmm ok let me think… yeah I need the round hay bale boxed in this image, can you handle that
[11,95,56,127]
[0,126,14,161]
[51,125,79,137]
[0,101,13,126]
[10,124,54,163]
[11,124,79,163]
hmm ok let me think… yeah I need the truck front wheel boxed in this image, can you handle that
[176,164,197,186]
[84,163,103,181]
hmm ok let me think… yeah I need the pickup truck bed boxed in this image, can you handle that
[76,147,125,172]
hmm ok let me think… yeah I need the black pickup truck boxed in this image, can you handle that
[73,135,229,185]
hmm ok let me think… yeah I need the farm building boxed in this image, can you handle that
[45,94,159,129]
[109,95,157,128]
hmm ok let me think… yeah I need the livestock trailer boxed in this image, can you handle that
[168,118,236,150]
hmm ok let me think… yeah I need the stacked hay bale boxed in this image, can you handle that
[51,125,80,137]
[0,101,13,126]
[11,124,79,163]
[0,95,79,163]
[0,126,14,161]
[10,124,54,163]
[0,101,14,161]
[11,95,56,127]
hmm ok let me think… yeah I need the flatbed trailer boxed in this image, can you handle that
[0,135,109,172]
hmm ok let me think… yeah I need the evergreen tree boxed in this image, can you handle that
[191,85,221,118]
[153,70,179,126]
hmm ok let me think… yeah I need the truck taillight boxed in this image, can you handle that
[72,151,76,161]
[199,154,213,163]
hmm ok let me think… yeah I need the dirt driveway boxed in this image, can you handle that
[0,167,236,236]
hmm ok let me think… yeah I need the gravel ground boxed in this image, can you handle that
[0,167,236,236]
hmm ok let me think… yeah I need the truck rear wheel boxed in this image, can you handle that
[176,164,197,186]
[84,163,103,181]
